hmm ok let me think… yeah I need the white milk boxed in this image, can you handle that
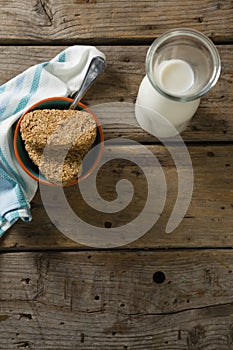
[135,59,200,137]
[158,59,194,94]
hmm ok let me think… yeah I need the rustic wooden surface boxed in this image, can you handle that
[1,144,232,250]
[1,250,233,349]
[0,0,233,44]
[0,45,232,141]
[0,0,233,349]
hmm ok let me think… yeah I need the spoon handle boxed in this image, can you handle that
[69,56,106,110]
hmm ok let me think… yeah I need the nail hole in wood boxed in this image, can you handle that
[153,271,166,284]
[95,295,100,301]
[104,221,112,228]
[81,333,85,343]
[19,313,32,320]
[21,278,31,285]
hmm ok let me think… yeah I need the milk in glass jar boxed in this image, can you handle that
[135,29,221,138]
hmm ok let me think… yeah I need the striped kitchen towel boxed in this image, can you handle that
[0,45,105,237]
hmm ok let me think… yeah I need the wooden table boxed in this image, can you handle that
[0,1,233,349]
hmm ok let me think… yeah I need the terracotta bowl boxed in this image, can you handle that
[13,97,104,186]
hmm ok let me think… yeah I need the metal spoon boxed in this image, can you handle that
[69,56,106,110]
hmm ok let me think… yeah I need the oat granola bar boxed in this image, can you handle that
[20,109,97,154]
[20,108,97,185]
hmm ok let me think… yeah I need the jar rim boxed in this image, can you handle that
[146,28,221,102]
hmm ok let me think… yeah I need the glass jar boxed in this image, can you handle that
[135,29,221,138]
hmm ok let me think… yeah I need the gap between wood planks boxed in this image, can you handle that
[0,39,233,46]
[1,247,233,253]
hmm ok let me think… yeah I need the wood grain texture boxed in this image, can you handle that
[0,0,232,44]
[0,0,232,347]
[1,144,232,250]
[0,45,232,142]
[1,250,233,349]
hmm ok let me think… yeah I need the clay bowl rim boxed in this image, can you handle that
[13,96,104,186]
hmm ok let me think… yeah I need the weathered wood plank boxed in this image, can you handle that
[1,250,233,349]
[0,0,233,44]
[0,45,232,141]
[1,144,232,250]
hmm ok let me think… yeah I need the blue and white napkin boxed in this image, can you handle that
[0,45,105,237]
